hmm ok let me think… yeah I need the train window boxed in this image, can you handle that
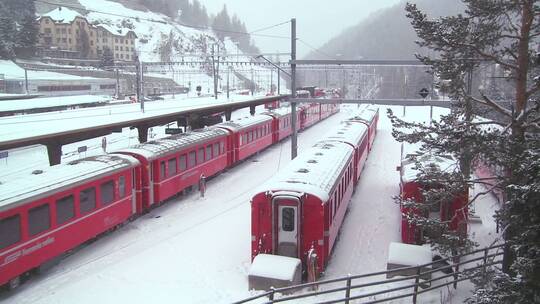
[56,195,75,224]
[220,142,225,154]
[206,146,212,161]
[179,154,187,171]
[248,131,253,142]
[198,148,204,164]
[282,207,295,232]
[81,187,97,213]
[160,161,166,179]
[101,181,114,206]
[168,158,177,176]
[242,134,247,145]
[28,204,50,236]
[119,176,126,198]
[188,151,196,167]
[0,215,21,250]
[213,143,220,157]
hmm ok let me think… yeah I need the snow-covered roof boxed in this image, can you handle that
[0,154,139,212]
[255,141,354,202]
[96,24,137,38]
[387,242,432,266]
[262,106,291,118]
[347,104,378,123]
[40,7,83,24]
[216,115,273,132]
[119,128,228,160]
[320,121,368,147]
[401,153,457,183]
[249,254,301,281]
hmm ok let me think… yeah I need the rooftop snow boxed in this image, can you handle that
[255,141,354,202]
[41,7,82,24]
[249,254,301,281]
[120,128,228,159]
[401,153,457,183]
[0,154,139,211]
[387,242,432,266]
[216,115,272,131]
[348,104,378,123]
[320,121,368,147]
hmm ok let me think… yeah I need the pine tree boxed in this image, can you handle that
[15,14,39,58]
[0,15,18,59]
[99,47,114,69]
[389,1,540,302]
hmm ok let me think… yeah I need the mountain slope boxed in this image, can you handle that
[307,0,465,60]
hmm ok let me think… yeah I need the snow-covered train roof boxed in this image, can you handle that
[347,105,378,123]
[255,141,354,202]
[0,154,139,211]
[216,115,273,131]
[401,153,457,183]
[319,121,368,147]
[118,128,228,160]
[262,106,291,118]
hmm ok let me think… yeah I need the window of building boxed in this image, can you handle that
[213,143,220,157]
[115,46,118,50]
[168,158,177,176]
[56,195,74,225]
[120,46,123,51]
[115,38,118,43]
[56,28,60,34]
[68,28,71,34]
[0,215,20,250]
[62,28,66,34]
[179,154,187,171]
[103,38,107,43]
[198,148,204,164]
[45,19,49,24]
[28,204,50,236]
[120,54,124,59]
[90,40,94,46]
[120,39,124,44]
[62,38,67,43]
[56,38,60,43]
[80,187,96,214]
[68,38,72,43]
[119,176,126,198]
[205,146,212,161]
[44,28,51,34]
[188,151,196,167]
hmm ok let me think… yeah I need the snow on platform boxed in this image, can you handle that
[0,95,111,112]
[249,254,302,291]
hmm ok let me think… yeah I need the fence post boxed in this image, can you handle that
[453,256,459,289]
[412,266,421,304]
[268,287,275,302]
[345,275,352,304]
[483,248,489,274]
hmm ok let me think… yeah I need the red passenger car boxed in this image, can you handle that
[215,115,274,163]
[398,152,469,245]
[0,155,139,289]
[251,141,356,278]
[347,105,379,150]
[116,128,229,211]
[323,121,370,187]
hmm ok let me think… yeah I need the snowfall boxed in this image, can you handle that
[0,100,500,303]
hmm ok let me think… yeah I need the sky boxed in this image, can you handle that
[203,0,403,58]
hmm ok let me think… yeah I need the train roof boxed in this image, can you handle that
[0,154,139,211]
[119,128,228,160]
[347,105,379,123]
[216,115,273,131]
[319,121,368,147]
[256,141,354,202]
[401,153,457,183]
[262,106,291,118]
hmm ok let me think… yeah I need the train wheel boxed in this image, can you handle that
[8,276,20,290]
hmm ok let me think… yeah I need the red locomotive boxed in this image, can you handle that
[250,105,379,281]
[398,150,468,245]
[0,102,341,290]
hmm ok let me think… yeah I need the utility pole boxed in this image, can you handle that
[212,44,219,99]
[115,68,120,98]
[24,68,29,95]
[290,18,297,159]
[227,65,230,99]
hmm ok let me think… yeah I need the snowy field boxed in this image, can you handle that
[0,105,499,304]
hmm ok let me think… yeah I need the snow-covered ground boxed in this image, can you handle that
[0,95,113,112]
[0,104,499,304]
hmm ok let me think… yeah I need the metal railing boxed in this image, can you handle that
[233,243,504,304]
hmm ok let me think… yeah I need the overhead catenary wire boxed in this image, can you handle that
[298,39,335,59]
[34,0,290,39]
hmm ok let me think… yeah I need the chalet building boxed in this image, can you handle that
[37,7,137,62]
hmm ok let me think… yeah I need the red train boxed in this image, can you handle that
[250,105,379,281]
[0,102,340,290]
[398,150,468,244]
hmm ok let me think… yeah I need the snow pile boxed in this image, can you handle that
[387,242,432,267]
[249,254,301,281]
[0,60,98,81]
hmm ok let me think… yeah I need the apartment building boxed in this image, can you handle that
[37,7,137,62]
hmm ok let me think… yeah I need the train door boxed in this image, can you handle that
[148,162,155,207]
[273,196,300,258]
